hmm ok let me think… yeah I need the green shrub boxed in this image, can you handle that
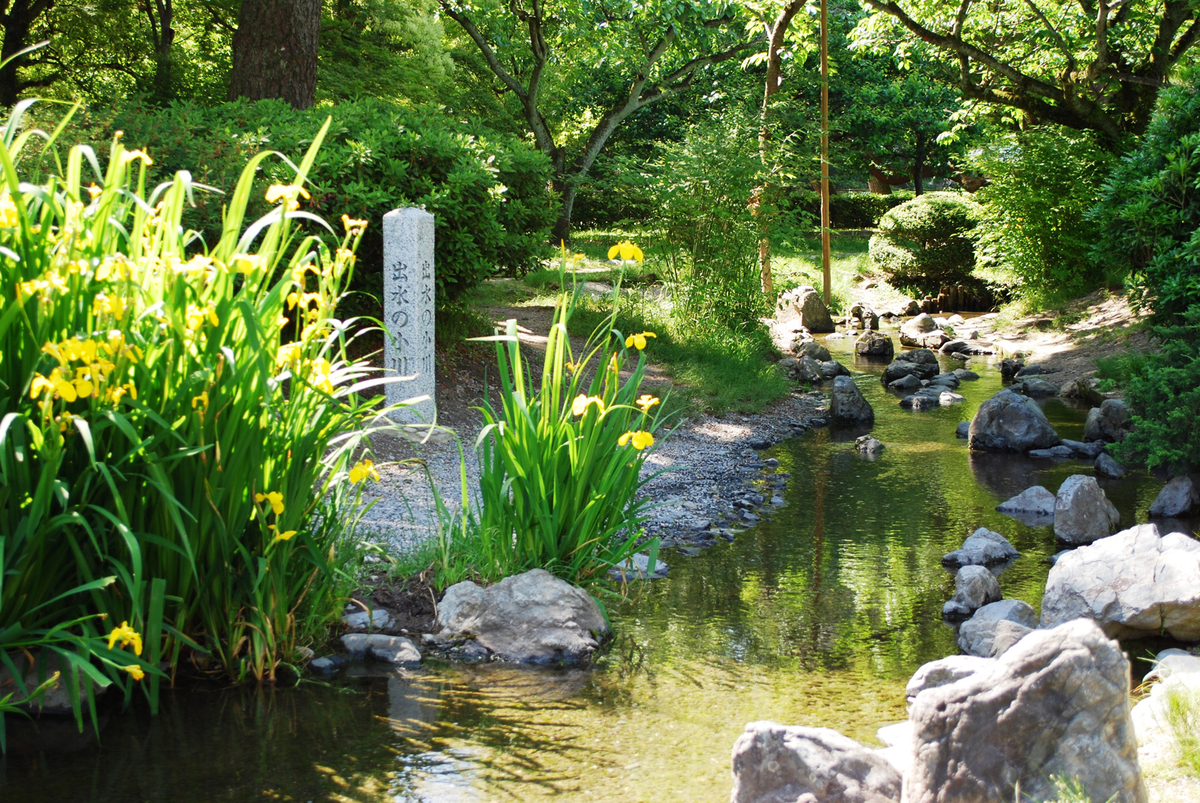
[34,97,556,304]
[868,191,982,296]
[1092,67,1200,322]
[970,127,1113,305]
[1,106,387,740]
[785,189,914,230]
[440,274,662,588]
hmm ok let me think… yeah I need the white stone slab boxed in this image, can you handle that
[382,208,436,423]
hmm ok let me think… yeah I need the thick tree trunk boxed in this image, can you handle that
[150,0,176,102]
[228,0,320,110]
[552,183,578,244]
[0,0,42,107]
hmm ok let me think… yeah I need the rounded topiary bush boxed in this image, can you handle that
[868,191,982,296]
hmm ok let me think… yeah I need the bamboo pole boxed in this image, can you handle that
[820,0,832,305]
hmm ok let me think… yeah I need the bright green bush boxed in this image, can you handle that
[970,127,1112,304]
[38,97,556,304]
[867,191,982,296]
[1091,68,1200,323]
[440,269,662,588]
[1116,306,1200,474]
[1,108,389,742]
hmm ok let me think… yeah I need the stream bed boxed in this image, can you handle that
[2,339,1191,803]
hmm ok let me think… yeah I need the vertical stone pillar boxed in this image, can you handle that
[382,208,436,424]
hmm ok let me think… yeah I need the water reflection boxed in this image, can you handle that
[2,338,1190,803]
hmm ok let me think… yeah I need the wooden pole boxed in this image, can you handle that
[820,0,832,305]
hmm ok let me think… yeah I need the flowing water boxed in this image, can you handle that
[3,335,1193,803]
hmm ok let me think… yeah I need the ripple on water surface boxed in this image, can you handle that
[2,343,1190,803]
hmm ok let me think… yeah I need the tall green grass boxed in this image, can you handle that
[0,102,399,744]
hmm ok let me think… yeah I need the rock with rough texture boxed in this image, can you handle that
[1054,474,1120,545]
[900,314,950,349]
[1062,439,1105,459]
[938,392,965,406]
[1018,377,1059,397]
[780,286,836,334]
[341,634,422,666]
[888,374,921,392]
[856,435,885,455]
[437,569,609,664]
[1028,445,1074,459]
[794,355,825,384]
[730,722,903,803]
[1041,523,1200,640]
[855,330,894,360]
[957,599,1038,657]
[998,358,1024,380]
[342,609,392,631]
[1148,475,1199,518]
[968,389,1060,452]
[942,528,1020,570]
[1060,376,1108,406]
[952,369,979,381]
[831,376,875,426]
[907,619,1147,803]
[882,349,941,383]
[943,566,1002,619]
[796,341,832,362]
[905,655,994,701]
[1084,399,1132,443]
[955,421,970,439]
[1130,648,1200,768]
[1095,452,1127,478]
[821,360,851,379]
[995,486,1056,519]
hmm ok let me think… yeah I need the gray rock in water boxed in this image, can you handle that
[1054,474,1120,545]
[1028,444,1075,459]
[1019,376,1059,397]
[998,358,1024,380]
[1148,475,1200,518]
[1014,362,1053,377]
[730,722,903,803]
[955,421,970,439]
[942,527,1020,570]
[996,485,1056,516]
[342,609,392,631]
[794,355,825,384]
[1062,439,1105,459]
[437,569,609,664]
[1084,398,1132,443]
[905,655,993,701]
[938,339,972,355]
[957,599,1038,657]
[795,340,832,362]
[882,349,940,383]
[609,552,668,581]
[820,359,851,379]
[309,655,347,673]
[952,368,980,381]
[341,634,422,666]
[781,286,836,334]
[887,373,921,392]
[831,376,875,425]
[1095,452,1127,478]
[901,314,951,349]
[942,565,1002,619]
[855,435,885,455]
[907,619,1147,803]
[968,389,1060,452]
[903,393,940,411]
[938,391,965,405]
[927,373,960,389]
[1042,523,1200,641]
[854,330,894,360]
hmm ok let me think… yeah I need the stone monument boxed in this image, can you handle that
[383,208,436,423]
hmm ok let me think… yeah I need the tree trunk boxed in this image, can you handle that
[912,130,926,195]
[867,169,892,195]
[552,182,578,244]
[228,0,320,110]
[150,0,176,102]
[0,0,43,107]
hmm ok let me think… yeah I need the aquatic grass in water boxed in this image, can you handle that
[0,102,405,744]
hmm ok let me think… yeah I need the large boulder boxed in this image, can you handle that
[1083,399,1132,443]
[967,389,1060,452]
[831,376,875,426]
[942,565,1002,620]
[730,722,903,803]
[995,486,1055,522]
[854,330,894,360]
[941,527,1019,570]
[906,620,1147,803]
[905,655,994,702]
[795,340,832,362]
[821,360,851,380]
[881,349,940,384]
[956,599,1036,657]
[1053,475,1120,545]
[436,569,609,664]
[1041,523,1200,641]
[1148,475,1199,518]
[900,314,951,349]
[779,286,835,334]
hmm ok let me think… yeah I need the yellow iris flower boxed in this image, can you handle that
[618,430,655,450]
[120,149,153,166]
[607,241,644,263]
[255,491,285,515]
[349,459,381,484]
[624,331,656,350]
[636,394,660,413]
[124,664,145,681]
[265,184,311,212]
[107,621,144,655]
[342,215,368,236]
[571,394,605,416]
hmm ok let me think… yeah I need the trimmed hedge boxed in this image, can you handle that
[784,189,915,230]
[41,98,556,303]
[868,191,981,295]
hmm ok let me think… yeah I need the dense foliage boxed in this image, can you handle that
[786,190,914,230]
[970,127,1113,304]
[867,191,981,296]
[0,112,390,740]
[1092,70,1200,323]
[39,98,555,303]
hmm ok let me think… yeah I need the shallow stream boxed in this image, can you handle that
[2,336,1192,802]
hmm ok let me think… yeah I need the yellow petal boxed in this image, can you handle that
[607,244,621,260]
